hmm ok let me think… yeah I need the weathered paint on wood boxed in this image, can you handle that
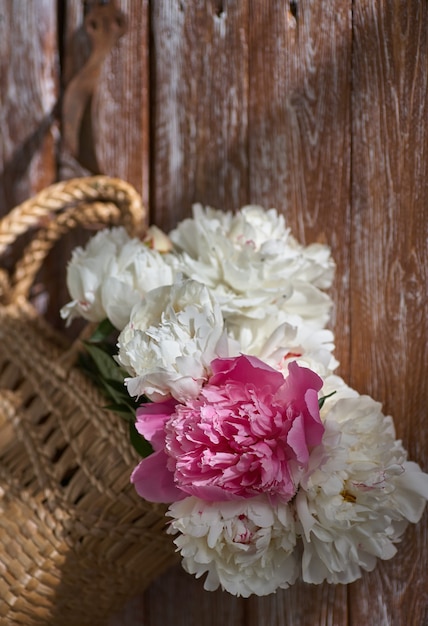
[62,0,150,204]
[141,564,246,626]
[150,0,250,229]
[246,581,348,626]
[0,0,58,210]
[248,0,353,381]
[0,0,60,324]
[1,1,427,625]
[349,2,428,624]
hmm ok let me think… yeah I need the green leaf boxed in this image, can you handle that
[103,402,136,421]
[318,390,337,410]
[99,378,128,405]
[101,378,130,395]
[77,353,102,382]
[83,342,125,383]
[78,332,154,458]
[129,420,153,458]
[87,318,117,343]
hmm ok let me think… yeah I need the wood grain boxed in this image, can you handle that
[0,0,58,214]
[142,564,245,626]
[350,1,428,624]
[150,0,250,230]
[0,0,59,327]
[36,0,151,332]
[61,0,149,204]
[248,0,353,383]
[247,582,348,626]
[94,0,150,204]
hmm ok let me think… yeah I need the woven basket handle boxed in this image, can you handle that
[0,176,146,304]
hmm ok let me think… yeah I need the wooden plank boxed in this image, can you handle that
[349,1,428,624]
[61,0,149,204]
[247,3,352,623]
[247,584,348,626]
[142,564,245,626]
[150,0,250,230]
[36,0,150,333]
[94,0,150,205]
[248,0,353,382]
[108,595,145,626]
[0,0,58,214]
[0,0,59,328]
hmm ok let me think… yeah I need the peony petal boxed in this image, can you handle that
[135,400,176,449]
[131,451,184,503]
[210,353,284,390]
[287,414,309,464]
[185,483,246,502]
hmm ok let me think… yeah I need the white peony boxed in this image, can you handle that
[169,204,335,325]
[61,227,179,329]
[226,309,338,378]
[167,496,299,597]
[295,392,428,584]
[116,279,236,402]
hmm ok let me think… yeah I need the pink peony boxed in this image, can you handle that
[132,355,324,503]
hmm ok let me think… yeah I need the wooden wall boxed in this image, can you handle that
[1,1,427,624]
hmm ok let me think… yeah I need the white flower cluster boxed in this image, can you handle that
[62,204,428,597]
[169,205,334,324]
[62,205,338,394]
[168,496,298,597]
[165,379,428,595]
[116,279,236,403]
[61,227,179,329]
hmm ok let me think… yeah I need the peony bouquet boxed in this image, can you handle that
[61,204,428,597]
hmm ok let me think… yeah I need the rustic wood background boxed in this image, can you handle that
[1,1,427,624]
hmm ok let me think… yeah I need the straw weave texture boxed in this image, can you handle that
[0,177,179,625]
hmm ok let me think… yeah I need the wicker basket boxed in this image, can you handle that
[0,177,178,625]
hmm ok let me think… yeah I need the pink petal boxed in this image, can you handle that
[304,388,324,447]
[210,354,284,389]
[287,414,309,463]
[185,482,245,502]
[136,400,176,449]
[131,450,185,503]
[282,361,323,402]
